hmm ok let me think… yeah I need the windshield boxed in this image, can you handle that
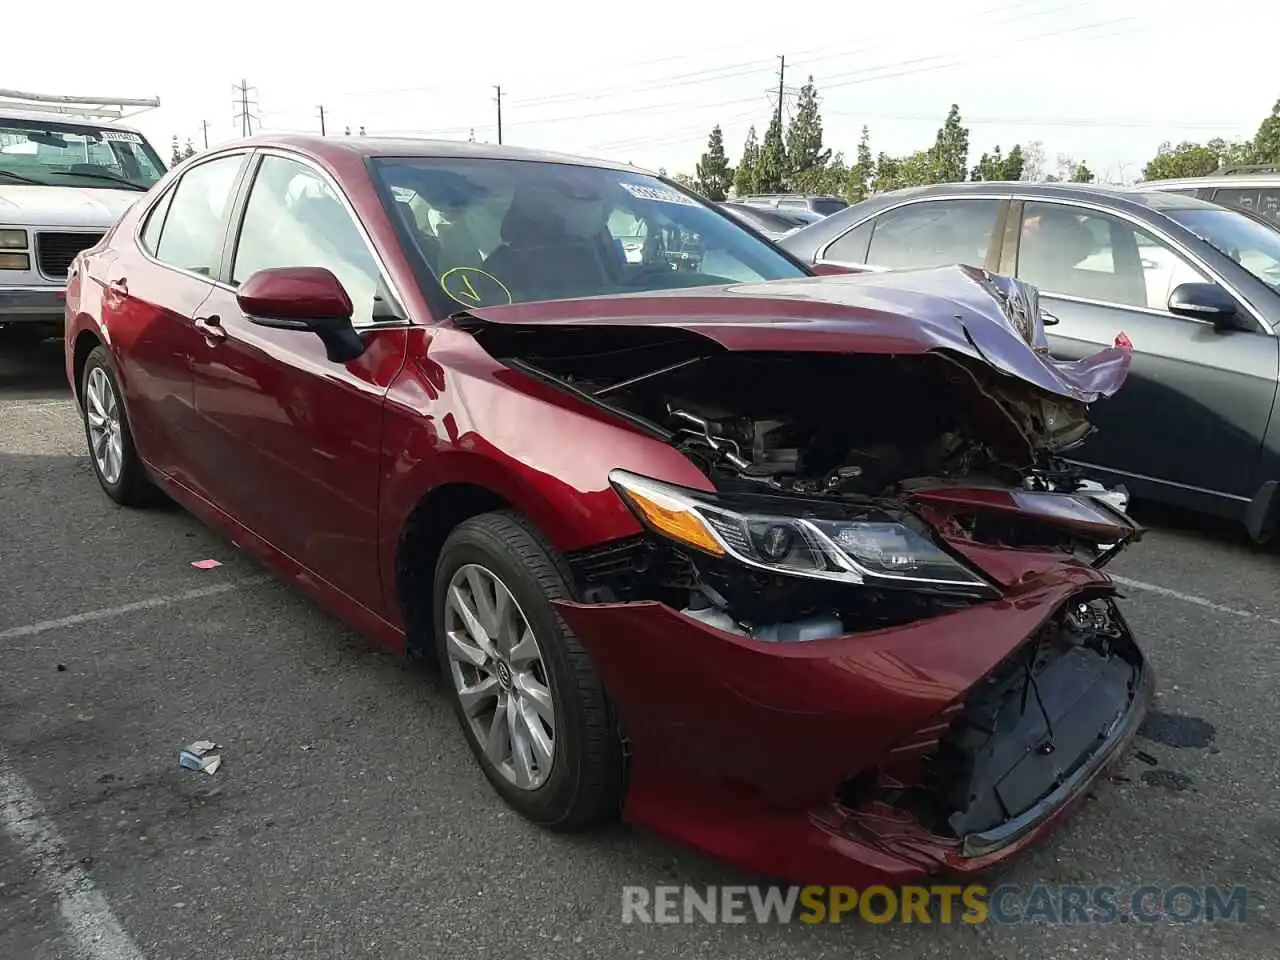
[0,119,166,190]
[720,204,810,234]
[1169,207,1280,293]
[372,157,808,309]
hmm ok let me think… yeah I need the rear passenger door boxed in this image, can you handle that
[110,151,249,493]
[1010,199,1275,499]
[816,197,1008,273]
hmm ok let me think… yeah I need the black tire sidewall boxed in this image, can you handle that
[432,519,595,827]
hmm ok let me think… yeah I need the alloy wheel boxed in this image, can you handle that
[444,563,556,790]
[85,366,124,485]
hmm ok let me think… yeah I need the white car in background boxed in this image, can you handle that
[0,89,166,347]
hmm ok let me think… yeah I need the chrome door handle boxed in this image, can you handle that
[194,315,226,341]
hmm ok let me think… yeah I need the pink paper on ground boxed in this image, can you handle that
[191,559,222,570]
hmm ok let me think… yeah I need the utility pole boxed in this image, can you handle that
[232,79,259,137]
[201,120,209,149]
[494,85,503,145]
[776,55,785,132]
[317,105,326,136]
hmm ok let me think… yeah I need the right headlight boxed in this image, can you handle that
[609,470,998,598]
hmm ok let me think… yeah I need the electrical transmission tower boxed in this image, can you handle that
[232,79,259,137]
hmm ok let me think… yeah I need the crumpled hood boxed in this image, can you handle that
[457,264,1132,408]
[0,184,138,228]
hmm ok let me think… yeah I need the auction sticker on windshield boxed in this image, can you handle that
[620,183,699,207]
[99,130,144,144]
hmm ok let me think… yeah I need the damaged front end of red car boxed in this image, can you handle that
[455,264,1151,885]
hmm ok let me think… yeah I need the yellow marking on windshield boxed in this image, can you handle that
[440,267,514,308]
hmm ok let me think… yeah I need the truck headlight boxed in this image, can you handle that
[0,229,29,250]
[609,469,998,597]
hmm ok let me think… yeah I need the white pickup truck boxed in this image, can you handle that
[0,89,166,346]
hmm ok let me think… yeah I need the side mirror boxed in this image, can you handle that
[236,267,366,363]
[1167,282,1239,330]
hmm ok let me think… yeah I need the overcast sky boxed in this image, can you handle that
[4,0,1272,182]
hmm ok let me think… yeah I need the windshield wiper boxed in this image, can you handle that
[0,169,47,186]
[54,170,148,191]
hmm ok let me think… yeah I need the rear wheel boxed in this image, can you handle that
[80,346,156,506]
[433,511,623,829]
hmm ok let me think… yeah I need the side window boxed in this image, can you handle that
[865,199,1002,269]
[1017,201,1207,311]
[139,188,174,255]
[232,155,383,326]
[1212,187,1280,227]
[153,155,245,276]
[824,220,873,263]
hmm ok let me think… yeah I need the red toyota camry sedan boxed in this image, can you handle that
[64,135,1151,885]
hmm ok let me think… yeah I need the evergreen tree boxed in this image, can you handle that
[694,125,733,201]
[733,126,760,197]
[1002,144,1025,181]
[785,76,830,192]
[756,114,787,193]
[929,104,969,182]
[846,126,873,200]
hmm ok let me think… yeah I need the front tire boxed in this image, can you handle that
[80,346,155,506]
[433,511,623,830]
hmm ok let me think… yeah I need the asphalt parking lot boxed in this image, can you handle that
[2,337,1278,960]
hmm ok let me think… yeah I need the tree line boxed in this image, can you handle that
[684,77,1280,202]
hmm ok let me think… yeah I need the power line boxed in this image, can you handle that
[232,79,259,137]
[824,109,1252,131]
[340,11,1150,147]
[320,0,1105,112]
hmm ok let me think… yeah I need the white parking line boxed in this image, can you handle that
[0,749,145,960]
[1111,574,1280,626]
[0,576,271,642]
[5,398,72,410]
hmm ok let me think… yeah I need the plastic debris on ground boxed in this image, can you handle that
[191,559,223,570]
[179,740,222,775]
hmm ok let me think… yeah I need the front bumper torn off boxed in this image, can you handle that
[553,579,1151,886]
[837,595,1151,873]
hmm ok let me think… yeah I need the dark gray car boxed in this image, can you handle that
[779,182,1280,540]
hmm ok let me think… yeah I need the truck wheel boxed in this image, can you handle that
[433,511,624,830]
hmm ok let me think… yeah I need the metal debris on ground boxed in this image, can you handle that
[179,740,223,775]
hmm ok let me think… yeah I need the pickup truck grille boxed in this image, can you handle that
[36,231,104,280]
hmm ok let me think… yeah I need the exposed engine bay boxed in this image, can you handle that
[456,291,1139,644]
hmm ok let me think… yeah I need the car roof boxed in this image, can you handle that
[855,180,1224,216]
[212,133,653,176]
[1134,172,1280,190]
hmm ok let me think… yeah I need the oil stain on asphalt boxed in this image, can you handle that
[1141,769,1195,792]
[1138,710,1217,749]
